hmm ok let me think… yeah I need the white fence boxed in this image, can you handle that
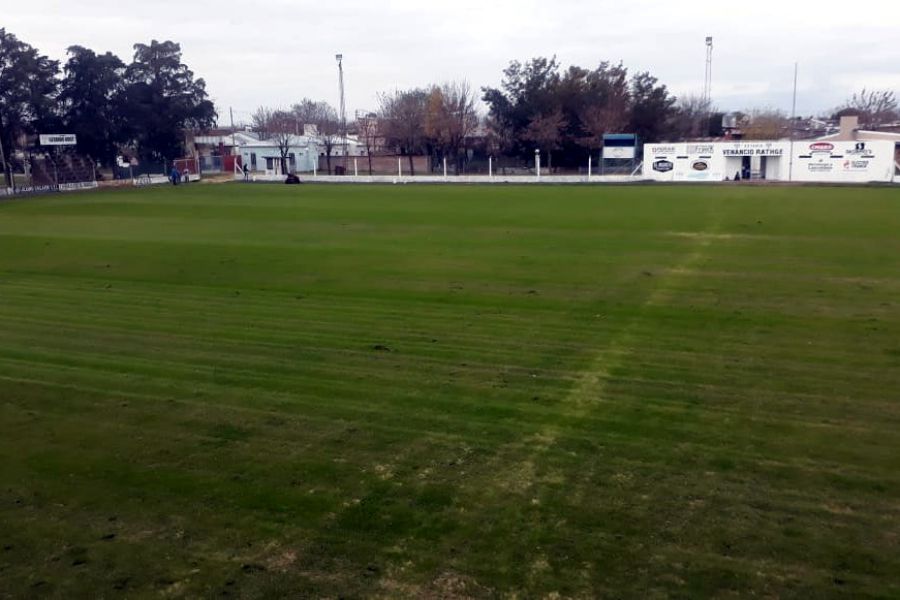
[238,173,644,185]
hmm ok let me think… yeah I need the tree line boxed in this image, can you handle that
[3,25,897,182]
[0,28,214,187]
[369,57,897,172]
[252,80,480,176]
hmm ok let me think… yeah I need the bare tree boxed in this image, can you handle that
[741,108,790,140]
[252,106,294,174]
[292,99,340,173]
[837,89,899,127]
[379,88,428,175]
[522,109,567,171]
[424,81,479,174]
[357,112,378,175]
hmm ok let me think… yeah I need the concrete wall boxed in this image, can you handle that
[319,154,430,175]
[791,140,895,183]
[644,140,895,183]
[644,141,790,182]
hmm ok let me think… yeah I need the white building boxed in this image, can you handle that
[644,139,895,183]
[239,134,366,175]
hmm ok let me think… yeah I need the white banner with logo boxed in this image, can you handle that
[602,146,636,160]
[39,134,77,146]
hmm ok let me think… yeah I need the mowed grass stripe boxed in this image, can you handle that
[1,184,899,598]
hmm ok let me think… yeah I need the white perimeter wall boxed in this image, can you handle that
[790,140,895,183]
[644,140,895,183]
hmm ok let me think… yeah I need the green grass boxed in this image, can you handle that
[0,183,898,598]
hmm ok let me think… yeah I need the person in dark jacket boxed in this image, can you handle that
[170,166,180,185]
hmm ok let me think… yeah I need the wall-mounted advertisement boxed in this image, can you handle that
[791,140,893,183]
[644,140,894,183]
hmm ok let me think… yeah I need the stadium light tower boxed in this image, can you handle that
[702,36,714,137]
[336,54,348,171]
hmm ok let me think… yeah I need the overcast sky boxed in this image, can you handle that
[6,0,900,124]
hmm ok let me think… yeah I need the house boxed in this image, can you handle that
[184,128,259,157]
[239,134,366,175]
[183,128,260,173]
[817,116,900,170]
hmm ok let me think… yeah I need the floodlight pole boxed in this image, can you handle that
[704,36,714,134]
[336,54,348,171]
[789,62,798,182]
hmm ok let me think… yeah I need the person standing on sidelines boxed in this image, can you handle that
[170,165,180,186]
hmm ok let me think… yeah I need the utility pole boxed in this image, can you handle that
[230,107,237,173]
[789,62,799,182]
[336,54,348,171]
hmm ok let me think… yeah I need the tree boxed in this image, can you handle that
[628,72,676,143]
[483,57,562,161]
[666,94,715,141]
[836,89,898,127]
[0,29,60,187]
[379,88,428,175]
[522,109,567,170]
[292,99,341,174]
[252,107,294,174]
[424,81,479,173]
[572,62,630,153]
[120,40,216,162]
[357,112,378,175]
[59,46,126,167]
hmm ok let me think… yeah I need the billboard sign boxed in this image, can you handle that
[653,160,674,172]
[808,142,834,154]
[602,146,636,159]
[39,134,77,146]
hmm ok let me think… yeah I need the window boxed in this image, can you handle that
[266,157,274,170]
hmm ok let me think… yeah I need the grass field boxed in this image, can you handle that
[1,183,898,598]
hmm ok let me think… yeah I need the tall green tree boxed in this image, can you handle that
[59,46,126,166]
[120,40,216,162]
[573,62,631,152]
[628,72,676,144]
[0,29,60,187]
[482,57,561,160]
